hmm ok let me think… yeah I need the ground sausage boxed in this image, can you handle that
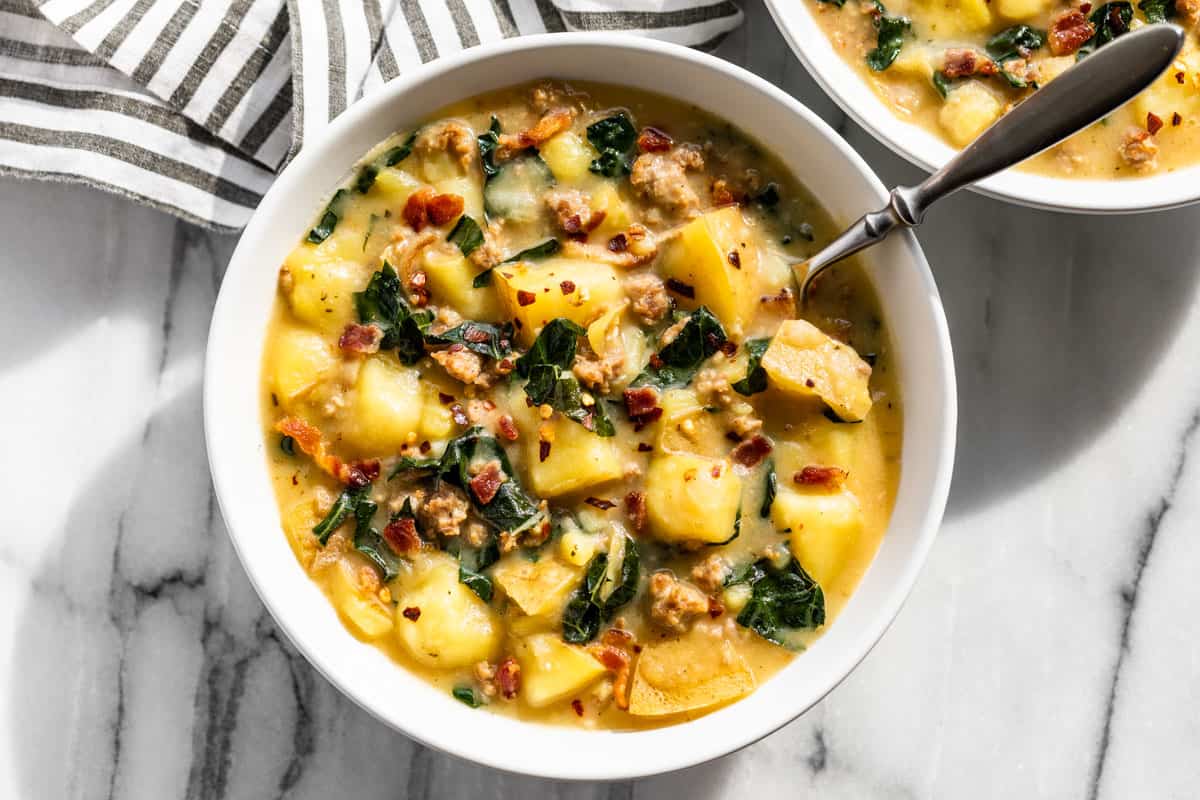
[630,146,704,218]
[648,571,710,632]
[623,272,670,325]
[418,484,470,537]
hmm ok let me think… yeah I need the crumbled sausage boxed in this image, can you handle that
[473,660,498,697]
[1119,127,1159,172]
[630,146,705,218]
[731,435,773,468]
[545,188,605,235]
[648,571,710,632]
[693,368,734,407]
[495,657,521,700]
[1048,9,1095,56]
[414,120,476,171]
[690,554,730,593]
[431,347,486,386]
[419,483,470,537]
[572,321,626,395]
[623,272,670,325]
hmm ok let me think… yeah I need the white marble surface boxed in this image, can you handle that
[5,3,1200,797]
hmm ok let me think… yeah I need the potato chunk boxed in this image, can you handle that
[939,81,1003,148]
[644,453,741,544]
[628,625,755,716]
[395,554,501,668]
[539,131,595,184]
[420,247,501,322]
[512,633,607,708]
[514,400,624,497]
[660,206,761,336]
[772,488,863,588]
[269,324,337,403]
[328,559,394,640]
[911,0,992,33]
[492,555,581,617]
[495,258,622,344]
[346,357,423,451]
[282,251,368,335]
[992,0,1051,21]
[761,319,873,422]
[655,388,727,458]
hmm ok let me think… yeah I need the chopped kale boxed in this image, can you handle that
[306,189,349,244]
[352,130,418,195]
[1139,0,1176,22]
[354,262,433,365]
[932,70,954,99]
[731,337,770,396]
[478,116,501,180]
[586,114,638,178]
[1079,2,1134,56]
[630,306,728,390]
[452,686,483,707]
[424,321,515,359]
[312,484,371,545]
[447,215,485,257]
[986,25,1046,62]
[866,5,911,72]
[516,319,615,436]
[732,557,826,647]
[561,536,640,643]
[760,461,777,519]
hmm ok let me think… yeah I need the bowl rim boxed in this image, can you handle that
[204,31,957,780]
[762,0,1200,215]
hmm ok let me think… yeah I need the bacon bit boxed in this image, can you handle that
[1173,112,1183,127]
[665,277,695,299]
[275,416,369,486]
[498,108,574,157]
[1080,1,1092,11]
[497,414,519,441]
[469,461,506,505]
[516,290,537,307]
[731,435,773,468]
[427,193,464,226]
[348,459,381,483]
[708,596,725,618]
[637,126,673,153]
[727,250,741,269]
[637,442,653,452]
[496,357,515,375]
[585,496,616,510]
[1048,9,1095,56]
[450,403,470,426]
[719,340,737,358]
[1147,112,1164,135]
[338,323,383,354]
[571,699,585,716]
[404,188,465,231]
[622,386,663,429]
[419,440,432,453]
[607,233,628,252]
[383,518,422,554]
[624,490,647,532]
[496,657,521,700]
[588,630,635,710]
[648,353,664,369]
[539,440,551,462]
[711,464,722,478]
[447,343,465,353]
[795,465,849,489]
[438,392,455,405]
[942,49,994,79]
[1176,71,1186,84]
[401,606,421,621]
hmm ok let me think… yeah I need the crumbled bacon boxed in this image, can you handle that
[1147,112,1164,135]
[495,657,521,700]
[1049,9,1095,56]
[275,416,376,487]
[708,596,726,618]
[497,108,574,158]
[608,233,628,252]
[497,414,519,441]
[427,193,464,226]
[560,280,577,294]
[403,187,464,231]
[794,465,849,489]
[731,435,773,468]
[942,49,980,79]
[637,126,673,153]
[623,386,662,421]
[468,460,506,504]
[624,490,647,532]
[587,630,635,710]
[402,606,421,621]
[383,517,421,554]
[338,323,383,354]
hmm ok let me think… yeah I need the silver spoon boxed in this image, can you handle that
[798,23,1186,297]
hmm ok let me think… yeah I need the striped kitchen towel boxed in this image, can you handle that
[0,0,743,230]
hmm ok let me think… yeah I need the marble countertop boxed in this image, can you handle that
[5,3,1200,797]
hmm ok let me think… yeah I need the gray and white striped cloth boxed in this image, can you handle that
[0,0,742,230]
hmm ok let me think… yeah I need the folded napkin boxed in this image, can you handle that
[0,0,742,230]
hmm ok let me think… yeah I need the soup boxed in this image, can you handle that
[261,80,901,728]
[807,0,1198,177]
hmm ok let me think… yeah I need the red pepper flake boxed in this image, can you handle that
[607,233,628,252]
[805,378,815,388]
[497,414,519,441]
[1147,112,1164,135]
[439,392,455,405]
[516,290,537,307]
[383,518,421,554]
[637,126,673,153]
[585,496,616,510]
[1173,112,1183,127]
[719,340,737,357]
[708,596,725,618]
[401,606,421,621]
[637,442,653,452]
[469,461,506,504]
[731,435,773,468]
[711,464,722,478]
[496,357,515,375]
[418,440,432,454]
[560,280,576,295]
[338,323,383,354]
[291,474,298,486]
[496,657,521,700]
[794,465,849,489]
[624,490,647,532]
[1176,71,1186,84]
[539,439,551,462]
[665,277,696,299]
[450,404,470,426]
[571,699,585,717]
[727,250,741,269]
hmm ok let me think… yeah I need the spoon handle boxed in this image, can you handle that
[799,23,1187,294]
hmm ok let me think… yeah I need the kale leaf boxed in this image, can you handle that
[587,114,638,178]
[562,536,640,643]
[1139,0,1176,22]
[311,484,404,581]
[307,189,349,244]
[452,686,483,707]
[354,262,433,364]
[473,238,562,287]
[312,484,370,545]
[478,116,501,180]
[630,306,727,390]
[516,319,615,436]
[1079,2,1134,56]
[986,25,1046,62]
[731,337,770,396]
[866,5,911,72]
[733,557,826,647]
[447,215,485,257]
[424,321,515,359]
[760,461,777,519]
[353,130,418,195]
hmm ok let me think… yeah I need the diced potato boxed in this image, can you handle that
[281,499,321,569]
[655,388,728,458]
[418,381,455,440]
[644,453,741,544]
[1132,52,1200,131]
[890,46,935,81]
[434,175,484,222]
[372,168,421,208]
[559,529,599,566]
[761,319,873,422]
[420,246,501,322]
[269,324,337,402]
[282,251,368,335]
[660,206,761,336]
[494,258,623,344]
[911,0,991,34]
[589,182,634,239]
[992,0,1051,21]
[513,633,607,707]
[329,558,395,640]
[585,305,644,390]
[540,131,595,184]
[420,148,464,183]
[772,488,863,587]
[939,81,1003,148]
[1034,56,1076,86]
[628,626,755,716]
[346,356,423,451]
[772,421,857,476]
[492,555,581,617]
[395,553,501,668]
[515,407,624,497]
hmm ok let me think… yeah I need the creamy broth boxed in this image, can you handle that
[808,0,1200,177]
[260,80,902,729]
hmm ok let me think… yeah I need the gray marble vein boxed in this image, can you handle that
[3,1,1200,796]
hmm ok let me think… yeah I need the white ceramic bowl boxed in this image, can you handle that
[764,0,1200,213]
[204,33,956,780]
